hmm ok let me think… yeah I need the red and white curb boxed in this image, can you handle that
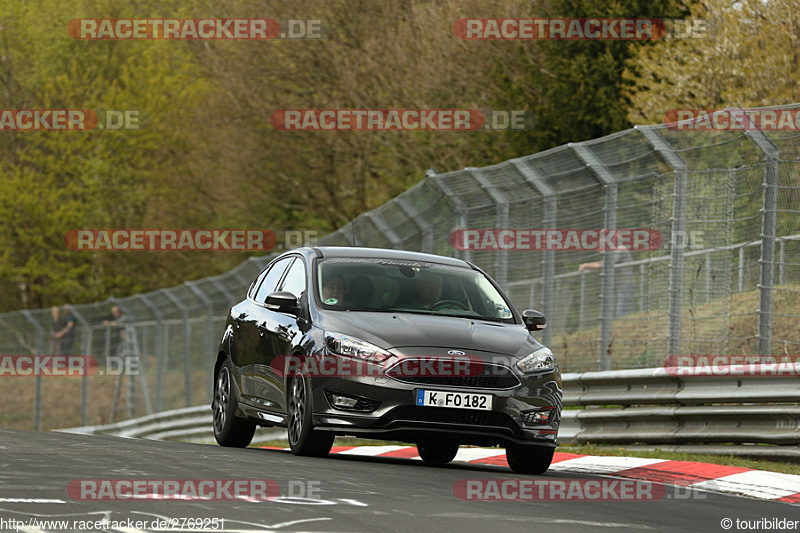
[283,445,800,504]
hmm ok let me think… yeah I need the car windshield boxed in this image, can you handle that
[316,258,515,322]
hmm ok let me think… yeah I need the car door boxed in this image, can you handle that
[239,256,293,400]
[251,255,307,412]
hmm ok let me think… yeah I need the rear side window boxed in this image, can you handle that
[253,257,292,304]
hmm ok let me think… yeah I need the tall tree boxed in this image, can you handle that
[487,0,688,157]
[625,0,800,122]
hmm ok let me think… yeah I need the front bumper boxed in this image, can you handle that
[308,355,562,447]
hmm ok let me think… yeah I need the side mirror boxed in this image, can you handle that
[522,309,546,331]
[265,291,300,315]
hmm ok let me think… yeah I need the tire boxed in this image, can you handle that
[505,444,554,475]
[212,359,256,448]
[287,374,334,457]
[417,440,460,464]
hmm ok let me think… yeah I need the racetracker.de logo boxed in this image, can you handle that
[664,355,800,376]
[67,479,280,501]
[0,356,97,377]
[272,355,485,378]
[453,18,709,40]
[454,479,665,500]
[450,229,663,251]
[68,19,323,40]
[0,109,141,131]
[64,230,278,251]
[271,109,535,131]
[70,19,266,39]
[665,109,800,131]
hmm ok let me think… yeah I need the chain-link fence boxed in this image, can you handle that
[2,104,799,431]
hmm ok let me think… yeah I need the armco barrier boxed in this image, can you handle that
[59,405,286,444]
[59,366,799,451]
[560,365,800,445]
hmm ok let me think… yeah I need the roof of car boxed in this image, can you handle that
[308,246,472,268]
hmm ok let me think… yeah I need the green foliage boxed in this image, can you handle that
[488,0,687,157]
[0,0,795,313]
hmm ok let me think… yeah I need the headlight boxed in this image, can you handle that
[516,347,556,374]
[324,331,391,363]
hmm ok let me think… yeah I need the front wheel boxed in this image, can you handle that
[417,440,460,464]
[505,444,554,475]
[287,375,334,457]
[212,359,256,447]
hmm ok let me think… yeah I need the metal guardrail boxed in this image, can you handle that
[560,366,800,446]
[59,366,799,451]
[58,405,286,444]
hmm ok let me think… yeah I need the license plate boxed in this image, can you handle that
[415,389,492,411]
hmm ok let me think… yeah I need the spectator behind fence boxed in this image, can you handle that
[52,304,76,355]
[102,305,127,357]
[49,306,63,355]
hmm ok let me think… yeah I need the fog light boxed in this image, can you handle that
[331,394,358,408]
[324,390,380,412]
[521,407,556,425]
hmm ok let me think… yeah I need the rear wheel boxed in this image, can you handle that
[212,359,256,447]
[417,440,460,464]
[505,444,554,474]
[287,375,334,457]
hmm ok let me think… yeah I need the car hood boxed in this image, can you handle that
[316,311,543,358]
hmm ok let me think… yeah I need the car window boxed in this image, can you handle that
[316,258,515,322]
[248,268,269,299]
[278,257,306,298]
[253,257,292,303]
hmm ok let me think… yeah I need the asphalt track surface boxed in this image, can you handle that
[0,429,796,532]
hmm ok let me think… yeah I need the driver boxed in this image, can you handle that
[415,270,444,308]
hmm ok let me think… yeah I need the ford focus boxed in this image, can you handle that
[212,246,561,474]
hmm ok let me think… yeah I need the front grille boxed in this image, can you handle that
[386,361,520,389]
[380,406,521,436]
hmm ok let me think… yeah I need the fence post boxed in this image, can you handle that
[186,281,215,404]
[469,168,509,286]
[139,294,165,412]
[743,125,779,358]
[365,211,402,250]
[20,310,44,431]
[428,170,472,263]
[579,271,587,329]
[161,289,192,407]
[739,247,745,292]
[637,126,688,359]
[210,277,236,304]
[639,264,646,312]
[571,144,617,370]
[511,159,556,346]
[68,306,91,427]
[397,195,435,254]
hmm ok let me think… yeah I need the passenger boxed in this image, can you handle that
[348,276,374,308]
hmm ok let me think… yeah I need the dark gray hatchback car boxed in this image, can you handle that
[212,246,561,474]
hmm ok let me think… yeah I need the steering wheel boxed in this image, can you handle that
[430,299,467,311]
